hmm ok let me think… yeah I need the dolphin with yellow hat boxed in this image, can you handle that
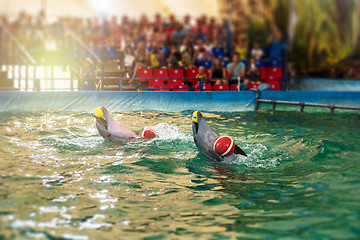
[191,111,247,162]
[94,107,156,141]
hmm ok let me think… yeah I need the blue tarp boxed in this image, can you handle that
[0,91,256,112]
[0,91,359,113]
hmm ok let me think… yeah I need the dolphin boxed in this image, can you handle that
[95,107,137,141]
[192,111,247,162]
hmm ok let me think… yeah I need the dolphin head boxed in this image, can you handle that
[94,107,137,141]
[95,107,110,139]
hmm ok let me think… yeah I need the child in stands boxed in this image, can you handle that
[196,66,208,85]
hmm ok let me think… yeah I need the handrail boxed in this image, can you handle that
[2,27,36,65]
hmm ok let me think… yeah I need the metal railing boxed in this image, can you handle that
[0,26,37,90]
[254,90,360,113]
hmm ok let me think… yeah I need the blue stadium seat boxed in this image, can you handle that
[159,47,170,56]
[199,60,212,68]
[241,60,248,67]
[212,47,226,59]
[102,46,118,58]
[222,60,229,68]
[88,46,101,58]
[255,59,265,67]
[268,59,282,67]
[71,46,85,58]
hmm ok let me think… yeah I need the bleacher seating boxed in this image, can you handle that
[199,60,212,68]
[172,84,189,91]
[102,46,118,58]
[222,60,230,68]
[255,59,265,67]
[230,84,239,91]
[248,83,260,90]
[169,68,184,78]
[168,79,183,88]
[186,68,199,79]
[204,68,211,79]
[88,46,101,58]
[149,80,167,91]
[213,84,229,91]
[264,79,281,90]
[267,67,283,79]
[212,47,226,59]
[195,84,212,91]
[138,68,152,80]
[153,68,168,78]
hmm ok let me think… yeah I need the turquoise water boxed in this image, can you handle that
[0,110,359,239]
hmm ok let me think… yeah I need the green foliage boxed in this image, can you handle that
[291,0,354,68]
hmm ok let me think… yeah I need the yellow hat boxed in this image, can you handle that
[192,111,201,123]
[94,107,103,118]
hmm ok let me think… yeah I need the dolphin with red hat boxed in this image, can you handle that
[191,111,247,162]
[94,107,156,141]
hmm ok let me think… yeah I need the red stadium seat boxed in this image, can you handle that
[138,68,152,81]
[169,68,184,78]
[248,83,259,90]
[259,67,267,79]
[149,79,166,89]
[186,68,199,79]
[153,68,169,78]
[186,68,199,87]
[168,79,184,88]
[195,84,212,91]
[224,68,229,79]
[172,84,189,91]
[151,69,169,91]
[267,67,283,79]
[248,83,255,90]
[264,80,281,90]
[230,84,239,91]
[204,68,211,79]
[168,69,184,88]
[213,84,229,91]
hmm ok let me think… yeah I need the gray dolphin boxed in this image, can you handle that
[95,107,137,141]
[192,111,247,162]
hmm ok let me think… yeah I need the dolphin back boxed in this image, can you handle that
[192,111,247,162]
[192,112,223,162]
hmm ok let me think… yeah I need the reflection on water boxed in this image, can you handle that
[0,111,359,239]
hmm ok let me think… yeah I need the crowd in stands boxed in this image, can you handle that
[0,11,288,91]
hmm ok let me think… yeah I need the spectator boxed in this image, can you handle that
[131,41,148,79]
[234,35,247,60]
[166,42,182,68]
[239,79,250,91]
[183,15,192,33]
[267,32,286,60]
[245,57,261,82]
[79,58,98,91]
[170,22,186,44]
[182,44,197,69]
[210,58,228,86]
[122,42,135,70]
[250,41,264,60]
[196,66,208,85]
[227,52,246,84]
[194,39,213,62]
[149,42,164,69]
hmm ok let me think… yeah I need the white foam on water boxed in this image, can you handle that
[144,123,192,141]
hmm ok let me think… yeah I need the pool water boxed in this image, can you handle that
[0,110,359,239]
